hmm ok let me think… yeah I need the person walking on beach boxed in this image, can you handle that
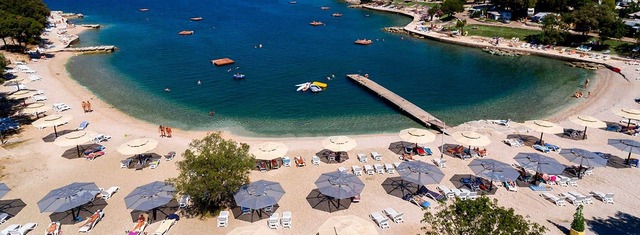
[166,126,172,138]
[81,101,87,113]
[86,101,92,112]
[159,125,165,137]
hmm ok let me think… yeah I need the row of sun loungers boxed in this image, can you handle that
[369,207,405,229]
[541,191,614,206]
[0,223,37,235]
[267,211,293,229]
[350,163,400,176]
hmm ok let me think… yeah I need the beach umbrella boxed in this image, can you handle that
[125,181,176,220]
[317,215,379,235]
[234,180,285,212]
[569,115,606,140]
[228,225,278,235]
[3,79,24,91]
[21,102,50,117]
[315,171,364,212]
[396,160,445,186]
[524,120,563,144]
[451,131,491,153]
[608,139,640,165]
[468,159,519,190]
[398,128,436,144]
[322,136,357,152]
[559,148,608,178]
[0,183,10,199]
[612,108,640,128]
[7,90,33,105]
[249,142,289,161]
[117,138,158,155]
[513,152,565,176]
[54,130,98,158]
[32,114,73,138]
[37,182,100,220]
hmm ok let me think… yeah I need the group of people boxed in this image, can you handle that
[81,100,92,113]
[158,125,173,138]
[574,78,591,98]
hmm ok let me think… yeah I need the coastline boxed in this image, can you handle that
[1,10,640,235]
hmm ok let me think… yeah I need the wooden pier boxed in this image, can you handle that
[346,74,450,133]
[61,45,117,53]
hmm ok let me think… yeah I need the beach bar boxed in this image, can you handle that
[211,58,235,66]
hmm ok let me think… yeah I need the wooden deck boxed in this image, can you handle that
[346,74,450,133]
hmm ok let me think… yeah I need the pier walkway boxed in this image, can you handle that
[60,45,117,53]
[346,74,450,133]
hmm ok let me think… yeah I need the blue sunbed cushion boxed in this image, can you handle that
[78,121,89,130]
[533,144,550,153]
[544,143,560,151]
[420,201,431,208]
[529,185,552,191]
[425,148,433,155]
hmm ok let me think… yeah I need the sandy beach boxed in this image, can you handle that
[1,9,640,235]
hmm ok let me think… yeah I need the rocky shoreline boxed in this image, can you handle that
[564,62,606,70]
[482,47,528,56]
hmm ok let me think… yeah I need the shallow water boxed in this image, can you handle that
[46,0,593,136]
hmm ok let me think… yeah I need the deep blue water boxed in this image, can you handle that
[45,0,592,136]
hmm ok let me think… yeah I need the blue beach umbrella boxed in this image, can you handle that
[37,182,101,221]
[468,159,519,189]
[514,152,566,175]
[559,148,607,178]
[607,139,640,165]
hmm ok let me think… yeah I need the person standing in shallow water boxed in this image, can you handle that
[584,78,589,88]
[166,127,172,138]
[159,125,165,137]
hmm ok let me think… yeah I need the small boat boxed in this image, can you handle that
[190,17,203,21]
[233,73,246,80]
[296,82,311,91]
[178,30,194,35]
[354,39,373,45]
[309,21,324,26]
[312,81,328,88]
[332,13,343,17]
[138,8,149,12]
[309,84,323,93]
[289,1,297,4]
[164,88,171,92]
[321,6,330,10]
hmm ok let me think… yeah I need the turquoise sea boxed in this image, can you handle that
[44,0,592,136]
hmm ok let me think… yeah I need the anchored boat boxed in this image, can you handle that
[354,39,373,45]
[190,17,203,21]
[309,21,324,26]
[233,73,246,80]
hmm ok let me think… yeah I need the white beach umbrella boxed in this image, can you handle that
[524,120,563,143]
[317,215,379,235]
[228,225,278,235]
[32,114,73,137]
[451,131,491,147]
[21,102,50,117]
[398,128,436,144]
[7,90,33,105]
[322,136,357,152]
[54,130,98,158]
[117,138,158,155]
[249,142,289,161]
[569,115,606,140]
[612,108,640,128]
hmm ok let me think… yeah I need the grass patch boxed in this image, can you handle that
[466,25,540,40]
[391,0,438,7]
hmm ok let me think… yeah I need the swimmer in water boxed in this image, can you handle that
[209,110,215,116]
[197,80,201,85]
[165,88,171,92]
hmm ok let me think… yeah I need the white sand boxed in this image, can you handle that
[1,10,640,235]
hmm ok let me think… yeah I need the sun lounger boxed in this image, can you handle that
[569,191,593,204]
[83,145,105,156]
[99,186,119,200]
[282,156,291,167]
[503,139,521,147]
[76,121,89,130]
[374,164,384,174]
[437,185,455,198]
[357,153,367,163]
[268,213,279,229]
[240,207,251,215]
[504,182,518,192]
[364,165,374,175]
[311,156,320,165]
[423,189,445,201]
[560,192,584,206]
[294,156,306,167]
[589,191,614,204]
[93,134,111,143]
[120,159,132,169]
[371,152,382,161]
[369,211,390,229]
[453,188,470,200]
[129,221,147,235]
[153,219,176,235]
[52,103,69,112]
[79,210,103,233]
[281,211,292,229]
[416,147,426,156]
[384,164,395,174]
[338,167,347,172]
[433,158,446,168]
[0,213,8,225]
[529,183,553,191]
[179,195,190,208]
[352,165,362,176]
[541,193,567,206]
[164,151,176,161]
[85,151,104,161]
[467,192,478,200]
[45,222,60,235]
[149,159,161,169]
[532,144,550,153]
[0,224,20,235]
[32,95,47,102]
[217,211,229,227]
[568,178,579,187]
[383,208,404,223]
[544,143,561,152]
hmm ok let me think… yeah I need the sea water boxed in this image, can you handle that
[45,0,592,136]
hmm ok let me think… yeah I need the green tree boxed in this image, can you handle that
[571,205,586,232]
[440,0,464,17]
[427,5,441,21]
[491,0,538,18]
[566,4,604,35]
[599,17,627,41]
[169,132,255,215]
[0,0,49,50]
[456,19,467,33]
[539,14,566,44]
[0,53,6,69]
[421,196,548,235]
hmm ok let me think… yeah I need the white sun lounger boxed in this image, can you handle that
[590,191,614,204]
[99,186,119,200]
[153,219,176,235]
[311,156,320,165]
[560,192,584,206]
[384,164,395,174]
[352,165,362,176]
[268,213,279,229]
[217,211,229,228]
[452,188,470,200]
[383,208,404,223]
[281,211,292,229]
[437,185,455,198]
[32,95,47,102]
[371,152,382,161]
[369,211,390,229]
[364,165,374,175]
[79,210,102,233]
[433,158,446,168]
[0,224,20,235]
[374,164,384,174]
[569,191,593,204]
[541,193,567,206]
[357,153,367,163]
[0,213,8,224]
[28,75,41,81]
